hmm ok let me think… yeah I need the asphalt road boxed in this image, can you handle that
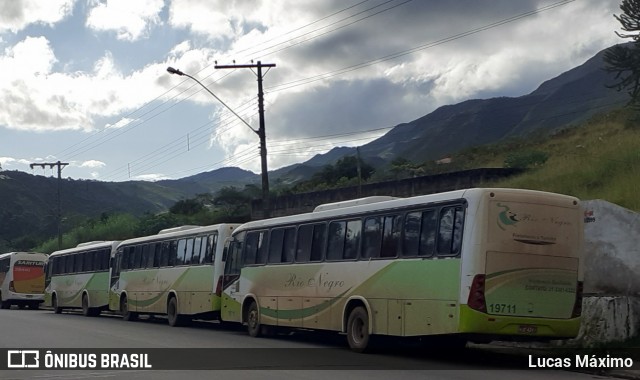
[0,307,635,380]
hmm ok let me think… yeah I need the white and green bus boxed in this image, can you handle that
[0,251,48,310]
[109,224,239,326]
[45,241,118,316]
[221,188,584,351]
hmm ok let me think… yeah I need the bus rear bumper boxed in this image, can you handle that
[458,305,581,340]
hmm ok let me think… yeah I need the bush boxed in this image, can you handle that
[504,150,549,169]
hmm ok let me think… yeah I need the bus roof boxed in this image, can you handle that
[49,241,121,257]
[117,223,240,247]
[0,251,48,260]
[234,188,579,233]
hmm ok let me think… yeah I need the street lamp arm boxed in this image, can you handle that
[166,67,259,135]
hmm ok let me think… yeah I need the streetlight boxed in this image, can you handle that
[167,66,270,218]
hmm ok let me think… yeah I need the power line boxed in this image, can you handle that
[266,0,576,92]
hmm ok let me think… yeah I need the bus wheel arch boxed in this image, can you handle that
[343,298,373,353]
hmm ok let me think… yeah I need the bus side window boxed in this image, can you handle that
[362,216,382,259]
[244,232,260,265]
[101,249,109,271]
[167,240,177,266]
[381,214,402,258]
[282,227,296,263]
[74,253,84,273]
[437,206,464,256]
[134,245,143,269]
[327,221,346,261]
[419,209,437,257]
[256,231,268,265]
[310,223,327,262]
[344,220,361,260]
[403,212,421,257]
[66,254,75,274]
[176,239,187,266]
[202,234,216,264]
[141,245,149,269]
[224,240,242,276]
[57,256,65,275]
[0,258,9,273]
[145,244,155,268]
[244,231,267,266]
[184,238,194,265]
[268,229,284,264]
[160,241,171,267]
[83,251,93,272]
[296,224,313,263]
[192,237,203,264]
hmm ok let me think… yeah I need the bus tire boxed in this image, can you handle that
[246,301,262,337]
[18,304,26,310]
[0,293,9,309]
[347,306,370,353]
[167,296,185,327]
[120,295,137,321]
[82,294,91,317]
[52,295,62,314]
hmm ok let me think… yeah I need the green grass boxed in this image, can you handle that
[451,108,640,211]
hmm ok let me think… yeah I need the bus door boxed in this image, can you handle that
[221,234,244,322]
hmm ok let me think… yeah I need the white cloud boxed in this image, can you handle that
[134,173,169,181]
[0,0,75,33]
[0,156,34,167]
[0,36,175,133]
[86,0,164,41]
[104,117,135,129]
[79,160,106,168]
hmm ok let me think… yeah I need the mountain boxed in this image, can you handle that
[0,166,257,248]
[157,167,259,197]
[273,44,630,176]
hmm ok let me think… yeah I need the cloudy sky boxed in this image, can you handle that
[0,0,623,182]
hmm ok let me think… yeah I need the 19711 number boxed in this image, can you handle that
[488,303,517,314]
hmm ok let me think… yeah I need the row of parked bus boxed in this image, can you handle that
[0,188,585,351]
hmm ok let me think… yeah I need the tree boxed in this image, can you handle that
[604,0,640,116]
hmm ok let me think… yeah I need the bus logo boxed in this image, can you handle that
[496,203,519,230]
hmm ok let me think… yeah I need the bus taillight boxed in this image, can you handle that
[9,281,15,292]
[572,281,583,318]
[468,274,486,313]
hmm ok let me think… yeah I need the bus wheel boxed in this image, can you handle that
[246,301,262,337]
[82,294,91,317]
[120,295,137,321]
[18,304,26,310]
[167,296,185,327]
[52,295,62,314]
[347,306,370,353]
[0,293,9,309]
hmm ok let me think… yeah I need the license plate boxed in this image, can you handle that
[518,325,537,334]
[26,295,33,298]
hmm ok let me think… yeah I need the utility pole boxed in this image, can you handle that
[215,61,276,219]
[30,161,68,249]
